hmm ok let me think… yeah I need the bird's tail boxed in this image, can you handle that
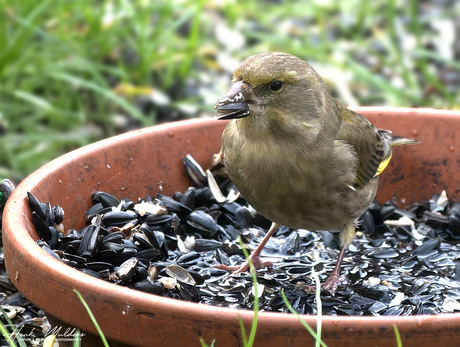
[375,131,419,176]
[380,130,420,148]
[389,135,420,148]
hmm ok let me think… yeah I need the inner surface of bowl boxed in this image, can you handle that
[3,107,460,347]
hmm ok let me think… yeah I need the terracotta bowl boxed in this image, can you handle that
[3,107,460,347]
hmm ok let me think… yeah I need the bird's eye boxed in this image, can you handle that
[269,80,283,92]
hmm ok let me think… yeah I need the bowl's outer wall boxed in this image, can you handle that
[3,108,460,347]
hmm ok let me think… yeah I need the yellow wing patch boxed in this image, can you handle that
[375,153,392,176]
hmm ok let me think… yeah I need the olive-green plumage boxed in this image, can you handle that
[215,52,417,291]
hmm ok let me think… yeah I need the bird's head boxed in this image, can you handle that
[215,52,333,137]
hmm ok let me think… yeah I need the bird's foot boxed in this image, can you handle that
[298,274,344,294]
[321,274,341,293]
[215,222,278,274]
[214,255,273,274]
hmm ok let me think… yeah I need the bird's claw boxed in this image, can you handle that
[321,274,340,293]
[297,274,345,294]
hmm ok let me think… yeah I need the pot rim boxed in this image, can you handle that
[3,107,460,344]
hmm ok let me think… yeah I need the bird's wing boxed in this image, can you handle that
[336,106,390,189]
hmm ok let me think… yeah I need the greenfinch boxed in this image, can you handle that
[214,52,417,292]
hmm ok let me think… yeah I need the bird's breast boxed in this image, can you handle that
[222,121,378,230]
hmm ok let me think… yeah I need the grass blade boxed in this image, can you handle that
[281,289,328,347]
[199,337,215,347]
[0,319,17,347]
[73,329,82,347]
[0,306,27,347]
[238,315,248,346]
[238,237,259,347]
[73,289,110,347]
[393,325,402,347]
[312,269,322,347]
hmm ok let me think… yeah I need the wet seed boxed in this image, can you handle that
[131,278,164,295]
[92,191,121,208]
[116,257,138,283]
[102,210,137,227]
[186,211,218,234]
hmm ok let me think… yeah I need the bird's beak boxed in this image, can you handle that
[214,81,250,120]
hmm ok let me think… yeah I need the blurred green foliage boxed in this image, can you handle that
[0,0,459,181]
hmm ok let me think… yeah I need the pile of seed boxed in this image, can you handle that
[28,155,460,316]
[0,268,48,345]
[1,179,50,346]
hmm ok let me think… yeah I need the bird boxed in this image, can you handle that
[214,52,418,293]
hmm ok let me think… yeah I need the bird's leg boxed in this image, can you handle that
[319,245,347,292]
[300,223,355,294]
[215,222,279,274]
[299,245,347,294]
